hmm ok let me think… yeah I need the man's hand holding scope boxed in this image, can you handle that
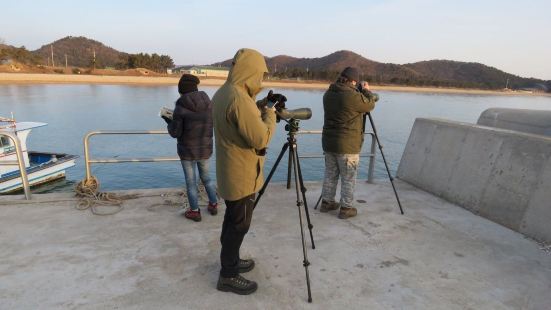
[256,89,287,111]
[267,90,287,110]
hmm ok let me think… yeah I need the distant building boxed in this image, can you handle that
[172,66,229,78]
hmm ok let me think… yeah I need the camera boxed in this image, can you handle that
[265,90,312,121]
[356,82,380,102]
[357,81,367,92]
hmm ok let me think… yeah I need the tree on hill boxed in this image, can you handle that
[0,45,41,65]
[116,53,174,73]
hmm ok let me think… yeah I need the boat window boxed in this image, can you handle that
[0,135,11,147]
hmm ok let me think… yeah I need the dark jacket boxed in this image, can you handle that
[168,91,213,160]
[322,82,378,154]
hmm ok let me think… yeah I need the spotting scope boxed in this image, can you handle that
[276,108,312,120]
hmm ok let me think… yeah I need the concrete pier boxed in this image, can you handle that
[1,181,550,309]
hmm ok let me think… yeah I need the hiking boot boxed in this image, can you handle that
[238,259,255,273]
[207,202,218,215]
[320,200,339,213]
[338,206,357,219]
[217,274,258,295]
[183,208,202,222]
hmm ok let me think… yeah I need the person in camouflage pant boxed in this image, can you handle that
[321,67,379,219]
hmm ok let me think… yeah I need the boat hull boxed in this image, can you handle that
[0,152,77,194]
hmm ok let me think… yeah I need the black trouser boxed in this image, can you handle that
[220,193,255,277]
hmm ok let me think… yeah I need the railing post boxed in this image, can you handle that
[83,132,95,181]
[367,133,376,184]
[3,132,32,200]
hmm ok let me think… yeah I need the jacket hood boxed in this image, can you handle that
[176,91,211,112]
[226,48,268,98]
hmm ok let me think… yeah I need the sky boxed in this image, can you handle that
[1,0,550,79]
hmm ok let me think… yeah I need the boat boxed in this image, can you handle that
[0,117,77,193]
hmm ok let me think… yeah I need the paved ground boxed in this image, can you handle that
[1,180,550,310]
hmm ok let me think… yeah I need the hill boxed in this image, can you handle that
[213,50,550,91]
[403,60,549,90]
[32,36,124,68]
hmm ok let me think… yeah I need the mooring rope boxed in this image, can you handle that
[74,175,220,215]
[75,176,139,215]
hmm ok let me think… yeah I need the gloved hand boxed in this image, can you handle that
[161,116,172,124]
[267,90,287,109]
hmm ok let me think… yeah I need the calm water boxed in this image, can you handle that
[1,84,550,193]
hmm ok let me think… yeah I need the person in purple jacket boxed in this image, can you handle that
[162,74,218,222]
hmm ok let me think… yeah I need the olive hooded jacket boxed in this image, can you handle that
[322,82,378,154]
[212,48,276,201]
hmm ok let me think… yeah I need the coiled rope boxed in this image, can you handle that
[75,176,139,215]
[74,175,220,216]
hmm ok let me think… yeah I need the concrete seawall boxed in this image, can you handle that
[477,108,551,137]
[397,117,551,243]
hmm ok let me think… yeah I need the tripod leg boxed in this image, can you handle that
[254,142,289,209]
[290,144,313,303]
[292,143,316,250]
[287,146,293,189]
[367,113,405,215]
[313,195,322,210]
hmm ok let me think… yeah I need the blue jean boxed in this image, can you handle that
[181,159,218,210]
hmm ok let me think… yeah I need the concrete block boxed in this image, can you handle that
[397,118,437,181]
[398,117,551,243]
[478,108,551,137]
[478,134,551,231]
[416,123,468,196]
[522,156,551,242]
[442,128,502,213]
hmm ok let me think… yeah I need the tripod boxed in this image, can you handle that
[254,118,314,303]
[367,112,404,215]
[314,112,404,215]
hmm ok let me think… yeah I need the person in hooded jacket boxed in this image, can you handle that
[212,48,286,295]
[162,74,219,222]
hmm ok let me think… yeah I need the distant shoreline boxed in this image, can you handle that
[0,73,549,97]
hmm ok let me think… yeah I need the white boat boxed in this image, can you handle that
[0,118,77,193]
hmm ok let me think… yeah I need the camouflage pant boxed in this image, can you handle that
[321,152,360,208]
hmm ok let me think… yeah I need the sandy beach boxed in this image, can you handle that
[0,73,547,96]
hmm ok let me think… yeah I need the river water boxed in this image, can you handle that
[1,84,550,192]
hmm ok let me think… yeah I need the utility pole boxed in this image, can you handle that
[92,48,96,70]
[65,54,68,68]
[50,45,54,67]
[505,78,510,89]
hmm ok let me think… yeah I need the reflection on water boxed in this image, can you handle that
[1,84,550,192]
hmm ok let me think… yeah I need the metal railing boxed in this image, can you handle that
[0,131,31,199]
[84,130,180,181]
[83,129,377,184]
[297,131,377,183]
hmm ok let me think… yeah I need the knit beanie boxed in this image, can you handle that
[340,67,360,82]
[178,74,200,94]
